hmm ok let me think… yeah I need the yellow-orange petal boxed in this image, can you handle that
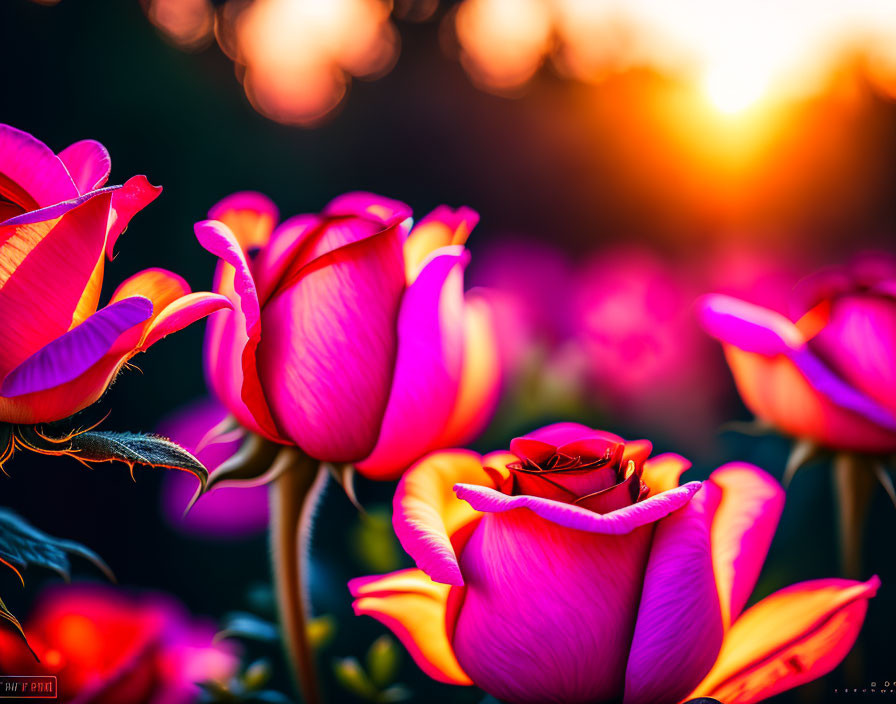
[111,268,190,313]
[689,577,880,704]
[349,568,472,686]
[432,293,501,449]
[140,291,232,349]
[704,463,784,629]
[207,191,278,253]
[394,449,493,586]
[641,453,692,496]
[404,206,478,282]
[70,252,105,328]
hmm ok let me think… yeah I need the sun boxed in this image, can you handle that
[702,63,767,114]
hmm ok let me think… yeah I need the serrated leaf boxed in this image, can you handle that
[69,431,208,487]
[13,425,209,490]
[0,508,113,583]
[367,635,400,689]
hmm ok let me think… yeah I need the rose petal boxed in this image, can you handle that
[404,206,478,281]
[698,294,804,354]
[393,450,490,586]
[641,453,692,496]
[454,481,702,534]
[0,124,78,209]
[257,223,406,460]
[104,176,162,259]
[690,577,880,704]
[702,463,785,629]
[349,568,472,686]
[207,191,279,252]
[356,247,468,479]
[0,297,153,397]
[58,140,111,193]
[0,192,112,378]
[452,505,652,703]
[431,292,502,448]
[623,490,723,704]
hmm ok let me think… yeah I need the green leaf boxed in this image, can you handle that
[13,424,208,490]
[366,635,400,689]
[216,612,279,643]
[332,657,379,700]
[0,508,113,583]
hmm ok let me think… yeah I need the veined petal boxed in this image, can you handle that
[196,220,281,441]
[698,294,804,354]
[253,214,320,302]
[356,248,468,479]
[207,191,278,252]
[58,140,111,193]
[404,206,478,282]
[452,505,652,704]
[641,453,692,496]
[195,220,261,331]
[454,481,702,535]
[0,124,78,210]
[394,450,491,586]
[349,568,471,686]
[690,577,880,704]
[257,224,406,460]
[702,463,785,629]
[431,291,502,449]
[0,192,113,378]
[0,297,153,397]
[141,292,232,349]
[0,305,151,424]
[112,268,191,308]
[623,490,723,704]
[323,192,412,225]
[104,176,162,259]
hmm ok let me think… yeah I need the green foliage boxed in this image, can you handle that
[350,506,404,574]
[333,636,411,703]
[0,508,112,655]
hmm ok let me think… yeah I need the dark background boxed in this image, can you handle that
[1,1,895,702]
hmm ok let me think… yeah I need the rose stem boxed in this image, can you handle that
[269,452,327,704]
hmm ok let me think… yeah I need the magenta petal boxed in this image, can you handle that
[0,297,152,397]
[257,224,406,461]
[104,175,162,259]
[697,294,803,353]
[518,422,623,447]
[0,124,78,208]
[195,220,261,331]
[357,247,468,478]
[453,481,702,534]
[323,191,412,226]
[789,347,896,432]
[623,489,723,704]
[452,507,653,703]
[58,139,111,193]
